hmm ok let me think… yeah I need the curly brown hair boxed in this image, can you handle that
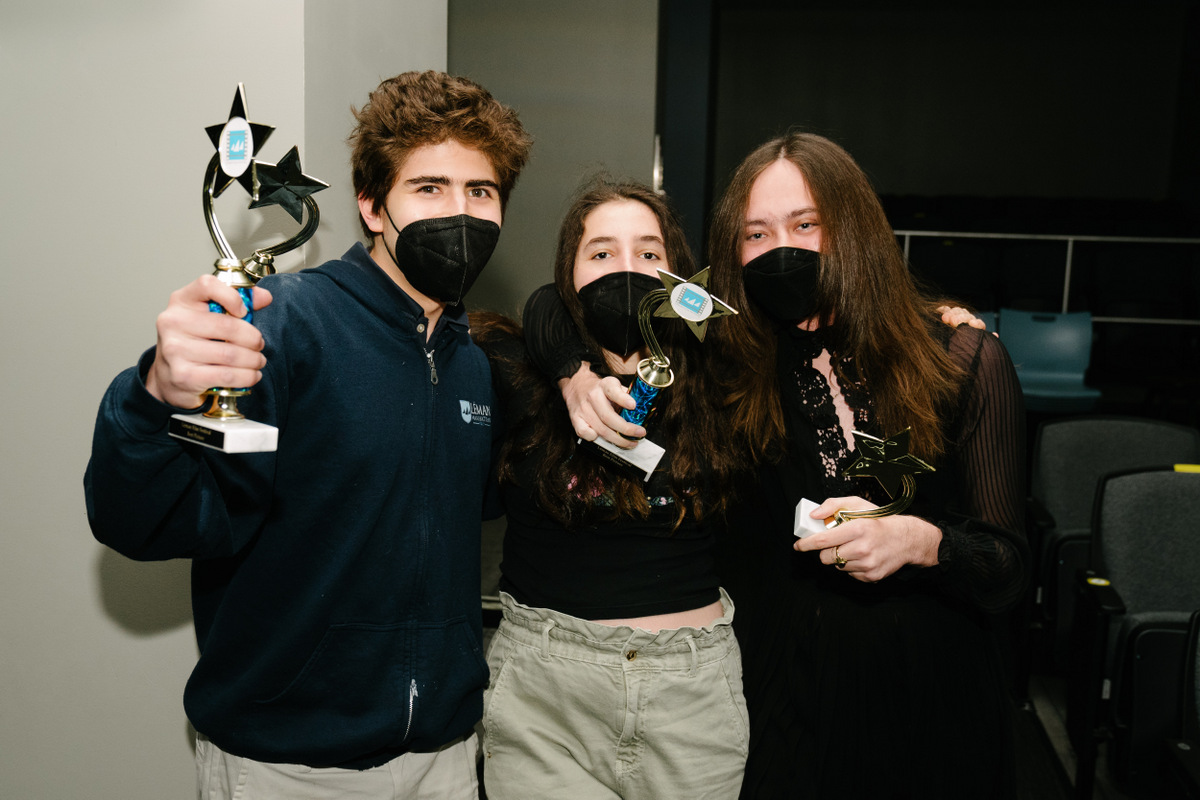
[349,71,533,238]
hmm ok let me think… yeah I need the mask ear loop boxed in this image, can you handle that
[380,205,407,271]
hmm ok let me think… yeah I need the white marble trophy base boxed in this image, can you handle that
[794,497,835,537]
[169,413,278,453]
[583,435,666,481]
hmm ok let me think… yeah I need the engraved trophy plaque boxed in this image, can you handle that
[168,84,328,453]
[587,267,736,480]
[794,428,935,537]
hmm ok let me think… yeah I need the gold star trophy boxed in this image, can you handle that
[587,267,736,480]
[167,84,328,453]
[794,428,934,537]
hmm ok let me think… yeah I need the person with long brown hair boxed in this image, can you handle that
[527,133,1027,798]
[471,179,749,799]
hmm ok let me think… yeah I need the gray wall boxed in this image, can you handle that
[0,1,659,797]
[450,0,660,317]
[0,2,446,797]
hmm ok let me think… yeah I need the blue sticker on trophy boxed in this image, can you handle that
[671,283,712,321]
[220,117,253,178]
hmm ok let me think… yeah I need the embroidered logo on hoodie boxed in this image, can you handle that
[460,400,492,426]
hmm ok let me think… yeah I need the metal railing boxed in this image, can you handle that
[896,229,1200,326]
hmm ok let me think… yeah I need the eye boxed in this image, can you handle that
[469,186,493,199]
[591,251,612,260]
[745,231,766,241]
[417,185,439,194]
[637,251,661,260]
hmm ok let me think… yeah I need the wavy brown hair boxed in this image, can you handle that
[478,179,743,528]
[349,71,533,237]
[707,133,966,463]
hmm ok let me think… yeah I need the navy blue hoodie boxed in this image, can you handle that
[85,244,496,768]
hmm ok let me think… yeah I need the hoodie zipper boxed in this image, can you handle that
[424,348,438,385]
[403,678,419,741]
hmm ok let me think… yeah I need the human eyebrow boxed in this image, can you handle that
[405,175,451,187]
[744,207,818,228]
[466,179,501,193]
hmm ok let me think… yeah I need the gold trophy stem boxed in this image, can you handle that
[202,388,251,420]
[832,475,918,525]
[637,289,671,371]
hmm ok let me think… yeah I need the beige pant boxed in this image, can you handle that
[482,590,748,800]
[195,732,479,800]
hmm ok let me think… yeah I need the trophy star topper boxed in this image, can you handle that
[843,428,934,499]
[651,267,737,342]
[250,146,329,223]
[204,83,275,198]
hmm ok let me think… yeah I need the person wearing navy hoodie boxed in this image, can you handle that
[83,71,531,799]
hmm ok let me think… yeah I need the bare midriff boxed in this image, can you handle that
[590,599,724,633]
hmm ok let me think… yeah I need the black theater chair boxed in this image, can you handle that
[1066,466,1200,799]
[1025,417,1200,680]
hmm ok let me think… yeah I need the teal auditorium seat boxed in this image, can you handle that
[998,308,1102,412]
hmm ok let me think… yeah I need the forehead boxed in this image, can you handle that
[395,139,498,183]
[580,199,662,240]
[745,158,815,220]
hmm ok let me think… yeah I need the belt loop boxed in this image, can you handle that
[540,620,554,660]
[686,635,698,677]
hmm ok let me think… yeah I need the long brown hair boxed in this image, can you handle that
[708,133,966,462]
[482,179,743,528]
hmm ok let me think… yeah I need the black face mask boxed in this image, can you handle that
[742,246,822,324]
[385,211,501,305]
[576,271,663,358]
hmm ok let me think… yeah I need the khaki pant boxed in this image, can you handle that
[482,590,748,800]
[195,732,479,800]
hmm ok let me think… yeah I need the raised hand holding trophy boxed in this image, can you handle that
[587,267,736,480]
[167,84,328,453]
[794,428,935,538]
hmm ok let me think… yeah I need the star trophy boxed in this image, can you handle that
[586,268,736,480]
[167,84,328,453]
[794,428,935,545]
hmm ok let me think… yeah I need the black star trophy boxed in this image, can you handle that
[167,84,328,453]
[587,267,736,480]
[794,428,934,538]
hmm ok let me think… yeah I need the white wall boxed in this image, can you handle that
[0,2,446,797]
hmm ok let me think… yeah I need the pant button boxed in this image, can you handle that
[626,650,638,661]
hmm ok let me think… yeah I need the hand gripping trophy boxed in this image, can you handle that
[793,427,935,546]
[587,267,736,480]
[167,84,328,453]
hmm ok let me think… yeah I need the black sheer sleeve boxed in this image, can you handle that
[922,326,1029,613]
[521,284,600,382]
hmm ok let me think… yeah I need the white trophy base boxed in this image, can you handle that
[794,497,835,537]
[169,413,278,453]
[581,435,666,481]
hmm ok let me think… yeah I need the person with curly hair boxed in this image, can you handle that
[84,71,531,799]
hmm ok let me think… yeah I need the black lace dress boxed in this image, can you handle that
[715,323,1028,799]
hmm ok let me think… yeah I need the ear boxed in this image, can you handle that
[357,194,385,235]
